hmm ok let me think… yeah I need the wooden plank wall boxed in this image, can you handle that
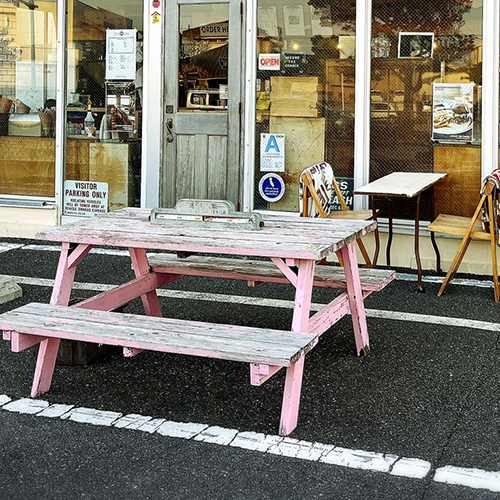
[433,146,483,217]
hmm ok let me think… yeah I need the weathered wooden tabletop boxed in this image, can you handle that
[354,172,447,198]
[36,208,376,261]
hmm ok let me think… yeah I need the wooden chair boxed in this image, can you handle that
[428,170,500,301]
[299,162,380,267]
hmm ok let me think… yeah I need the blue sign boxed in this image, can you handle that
[259,173,285,202]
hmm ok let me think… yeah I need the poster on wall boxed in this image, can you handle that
[258,7,278,38]
[283,5,305,36]
[432,83,474,143]
[398,32,434,59]
[260,133,285,172]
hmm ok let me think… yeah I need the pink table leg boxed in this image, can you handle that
[338,242,370,356]
[279,258,315,436]
[125,248,164,358]
[129,248,163,317]
[32,243,90,397]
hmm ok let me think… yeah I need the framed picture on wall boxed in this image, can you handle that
[398,32,434,59]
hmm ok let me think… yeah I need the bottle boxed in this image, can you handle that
[84,99,95,136]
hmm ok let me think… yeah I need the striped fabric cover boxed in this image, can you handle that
[480,168,500,244]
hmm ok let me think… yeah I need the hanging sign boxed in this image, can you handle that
[331,177,354,211]
[105,29,137,80]
[260,133,285,172]
[259,173,285,202]
[64,181,109,217]
[258,53,281,71]
[152,11,161,23]
[193,22,229,39]
[282,51,307,75]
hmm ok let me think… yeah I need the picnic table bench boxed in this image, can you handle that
[0,302,318,436]
[148,254,395,292]
[0,205,394,435]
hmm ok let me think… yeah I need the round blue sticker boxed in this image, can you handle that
[259,173,285,202]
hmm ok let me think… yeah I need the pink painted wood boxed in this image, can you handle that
[125,248,164,357]
[32,242,81,397]
[29,208,378,434]
[338,242,370,356]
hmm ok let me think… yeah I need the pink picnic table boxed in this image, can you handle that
[33,208,376,428]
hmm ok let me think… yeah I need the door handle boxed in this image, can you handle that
[166,118,174,143]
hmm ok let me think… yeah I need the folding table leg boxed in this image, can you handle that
[339,242,370,356]
[487,194,500,302]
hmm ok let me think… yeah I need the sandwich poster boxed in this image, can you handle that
[432,83,474,143]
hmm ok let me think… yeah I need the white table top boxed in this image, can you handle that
[353,172,447,198]
[36,208,377,261]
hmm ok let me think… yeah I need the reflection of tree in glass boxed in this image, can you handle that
[308,0,473,37]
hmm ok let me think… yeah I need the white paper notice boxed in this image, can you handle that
[64,181,109,217]
[106,29,137,80]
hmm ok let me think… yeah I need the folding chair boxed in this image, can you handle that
[428,169,500,301]
[299,162,380,267]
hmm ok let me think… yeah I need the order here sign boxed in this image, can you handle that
[64,180,109,217]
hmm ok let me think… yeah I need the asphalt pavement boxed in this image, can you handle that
[0,240,499,499]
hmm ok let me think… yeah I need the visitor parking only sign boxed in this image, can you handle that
[64,180,109,217]
[260,133,285,172]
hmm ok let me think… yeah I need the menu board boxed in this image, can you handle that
[105,29,137,81]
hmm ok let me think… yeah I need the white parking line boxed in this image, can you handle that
[2,245,500,492]
[1,395,500,492]
[3,274,500,333]
[12,243,498,289]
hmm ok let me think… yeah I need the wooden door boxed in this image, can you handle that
[162,0,243,207]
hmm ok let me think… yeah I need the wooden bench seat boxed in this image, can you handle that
[0,302,318,436]
[428,214,490,241]
[148,254,395,292]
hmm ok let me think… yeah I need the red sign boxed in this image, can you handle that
[152,0,160,7]
[258,53,280,71]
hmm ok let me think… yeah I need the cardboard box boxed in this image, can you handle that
[270,77,318,117]
[8,114,41,137]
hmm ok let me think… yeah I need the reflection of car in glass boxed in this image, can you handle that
[370,102,397,123]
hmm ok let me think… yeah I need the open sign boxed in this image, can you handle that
[258,53,280,71]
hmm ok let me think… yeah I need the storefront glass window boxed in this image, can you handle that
[64,0,143,216]
[254,0,356,212]
[370,0,483,220]
[178,4,229,112]
[0,0,57,198]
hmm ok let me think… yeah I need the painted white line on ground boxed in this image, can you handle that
[0,243,24,254]
[60,407,122,426]
[9,243,496,289]
[434,465,500,492]
[2,394,500,492]
[3,275,500,333]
